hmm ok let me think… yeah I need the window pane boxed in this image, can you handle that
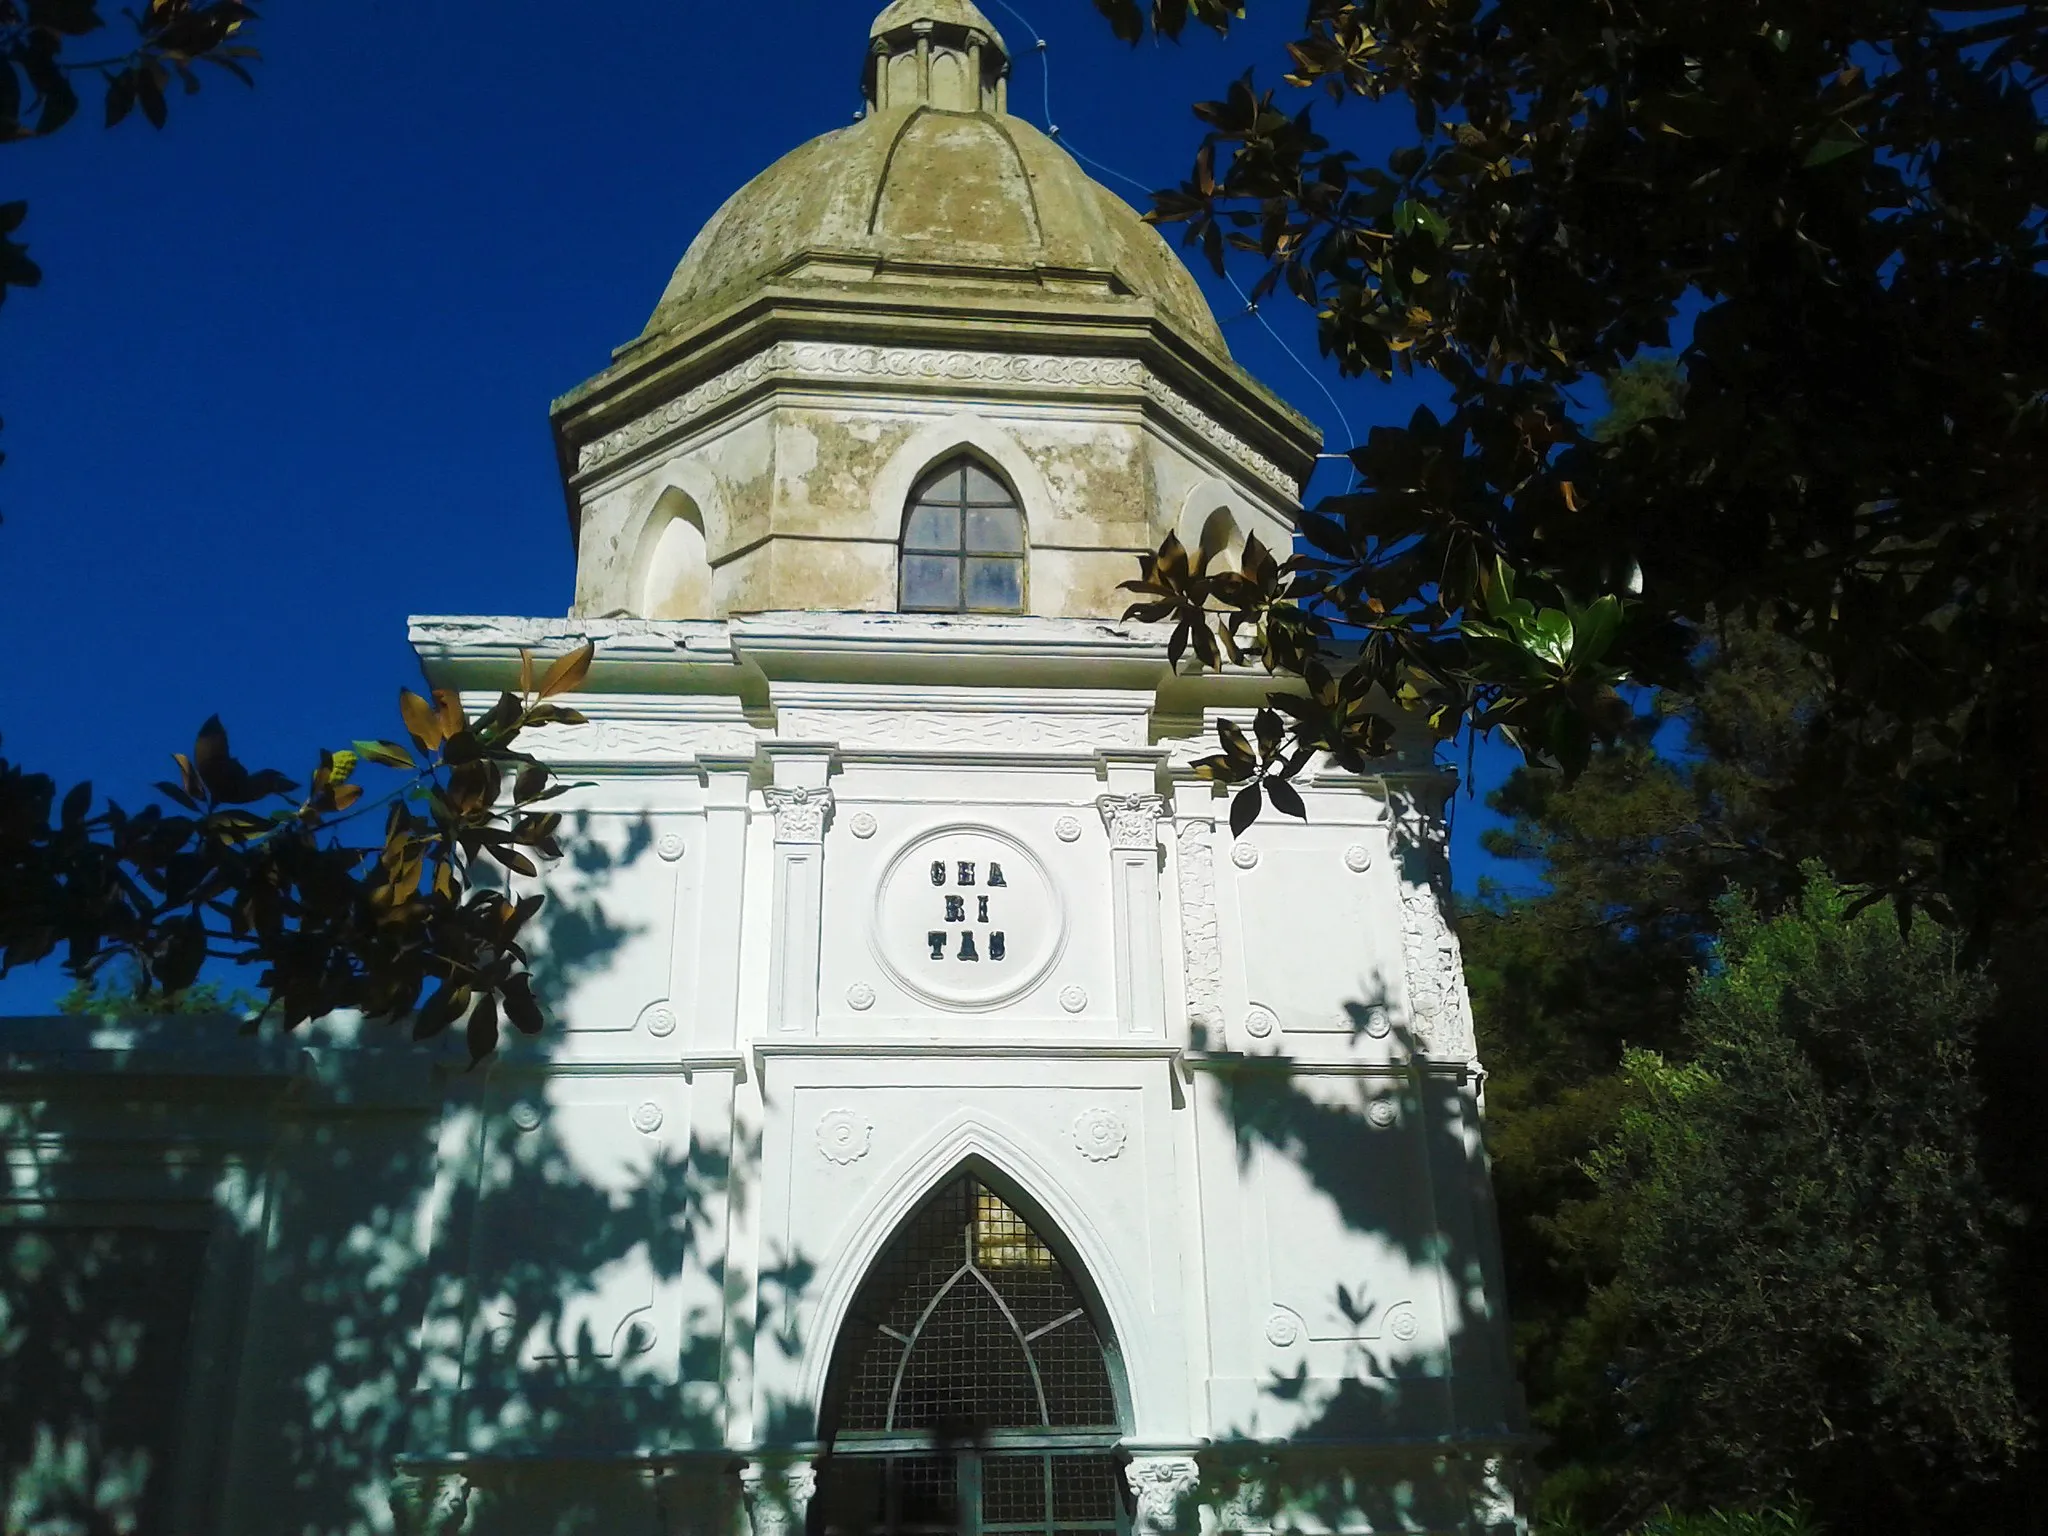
[964,506,1024,554]
[902,555,962,611]
[1052,1453,1124,1522]
[963,557,1023,612]
[984,1454,1049,1521]
[905,503,961,551]
[963,464,1012,504]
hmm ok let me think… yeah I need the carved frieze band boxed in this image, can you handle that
[530,718,758,762]
[1177,818,1224,1036]
[776,709,1146,752]
[573,343,1297,496]
[1390,784,1477,1061]
[764,786,833,845]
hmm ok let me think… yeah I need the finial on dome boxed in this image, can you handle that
[865,0,1011,114]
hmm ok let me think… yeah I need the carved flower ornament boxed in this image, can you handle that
[817,1109,874,1165]
[1072,1107,1128,1162]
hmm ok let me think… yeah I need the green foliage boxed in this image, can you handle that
[54,957,256,1018]
[1546,1507,1824,1536]
[1590,358,1687,445]
[1577,874,2025,1527]
[1465,617,1825,1513]
[1109,0,2048,966]
[0,644,596,1061]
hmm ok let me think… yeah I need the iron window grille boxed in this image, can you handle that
[899,459,1027,614]
[816,1175,1128,1535]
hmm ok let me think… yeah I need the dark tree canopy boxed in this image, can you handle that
[1110,0,2047,952]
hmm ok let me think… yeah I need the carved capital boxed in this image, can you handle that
[1466,1453,1525,1534]
[1097,792,1167,852]
[388,1472,472,1536]
[764,786,833,845]
[1124,1455,1201,1532]
[741,1460,817,1536]
[1216,1456,1277,1533]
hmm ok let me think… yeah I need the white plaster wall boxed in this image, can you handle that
[0,620,1524,1536]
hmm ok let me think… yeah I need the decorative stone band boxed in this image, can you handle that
[776,709,1147,752]
[1097,792,1168,852]
[764,786,833,845]
[1176,818,1224,1036]
[1385,775,1478,1061]
[526,717,759,764]
[572,342,1298,497]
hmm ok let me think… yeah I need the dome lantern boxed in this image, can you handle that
[864,0,1010,114]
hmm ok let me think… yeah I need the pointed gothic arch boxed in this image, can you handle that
[812,1163,1131,1535]
[899,454,1028,613]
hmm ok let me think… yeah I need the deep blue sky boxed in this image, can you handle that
[0,0,1526,1012]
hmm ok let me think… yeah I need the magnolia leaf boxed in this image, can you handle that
[1265,775,1307,820]
[538,641,595,700]
[1230,781,1263,837]
[1804,121,1865,167]
[399,690,442,752]
[353,739,416,770]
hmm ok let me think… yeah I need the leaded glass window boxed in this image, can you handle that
[900,459,1026,614]
[815,1175,1128,1536]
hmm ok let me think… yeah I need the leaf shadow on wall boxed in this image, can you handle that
[0,819,823,1536]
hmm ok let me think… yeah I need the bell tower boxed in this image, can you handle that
[864,0,1011,114]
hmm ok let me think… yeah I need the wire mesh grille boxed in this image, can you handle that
[815,1452,1125,1536]
[836,1176,1117,1433]
[819,1176,1126,1533]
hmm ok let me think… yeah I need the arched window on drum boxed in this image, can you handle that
[899,457,1027,614]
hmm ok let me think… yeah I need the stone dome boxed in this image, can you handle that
[869,0,1005,48]
[639,6,1230,359]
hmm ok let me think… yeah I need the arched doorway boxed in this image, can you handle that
[813,1172,1130,1534]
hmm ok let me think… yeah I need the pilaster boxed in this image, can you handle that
[695,757,754,1052]
[1098,790,1169,1036]
[762,748,834,1037]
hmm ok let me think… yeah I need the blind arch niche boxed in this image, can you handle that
[813,1169,1131,1535]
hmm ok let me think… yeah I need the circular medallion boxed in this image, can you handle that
[1243,1006,1278,1040]
[1368,1099,1399,1129]
[1389,1308,1420,1343]
[846,982,877,1012]
[1073,1107,1128,1162]
[849,812,879,840]
[509,1101,543,1133]
[1232,841,1260,870]
[1059,985,1089,1014]
[1344,843,1373,873]
[1265,1312,1301,1348]
[816,1109,874,1165]
[657,832,686,862]
[630,1101,664,1136]
[1054,815,1083,843]
[1361,1005,1393,1040]
[644,1005,678,1038]
[870,825,1066,1011]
